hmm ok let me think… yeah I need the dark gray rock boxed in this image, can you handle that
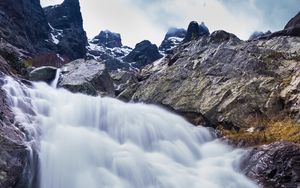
[91,30,122,48]
[44,0,88,60]
[241,142,300,188]
[58,59,114,96]
[0,73,29,188]
[285,11,300,30]
[0,0,52,54]
[123,40,163,69]
[159,28,186,53]
[183,21,210,43]
[29,66,57,84]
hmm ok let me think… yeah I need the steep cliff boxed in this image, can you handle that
[44,0,88,60]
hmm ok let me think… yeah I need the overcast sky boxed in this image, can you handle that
[41,0,300,48]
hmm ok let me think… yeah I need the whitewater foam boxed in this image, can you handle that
[2,76,258,188]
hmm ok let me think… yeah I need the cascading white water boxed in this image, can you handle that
[3,76,258,188]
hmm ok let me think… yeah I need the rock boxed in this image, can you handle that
[285,11,300,30]
[209,30,240,44]
[159,27,186,53]
[91,30,122,48]
[0,0,51,54]
[58,59,114,96]
[131,34,300,129]
[29,66,57,84]
[248,31,272,40]
[258,11,300,39]
[0,73,29,188]
[241,141,300,188]
[44,0,88,60]
[199,22,210,36]
[123,40,163,69]
[111,70,138,96]
[183,21,209,43]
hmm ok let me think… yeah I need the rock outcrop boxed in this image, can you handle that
[0,0,51,54]
[58,59,114,96]
[44,0,88,60]
[91,30,122,48]
[0,73,29,188]
[86,30,133,72]
[159,28,186,53]
[129,32,300,129]
[241,142,300,188]
[183,21,210,43]
[123,40,163,69]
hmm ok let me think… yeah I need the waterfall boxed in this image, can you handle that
[2,76,258,188]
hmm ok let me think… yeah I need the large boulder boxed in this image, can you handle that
[58,59,114,96]
[123,40,163,69]
[241,142,300,188]
[44,0,88,60]
[130,32,300,129]
[29,66,57,84]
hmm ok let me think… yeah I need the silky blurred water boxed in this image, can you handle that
[3,76,258,188]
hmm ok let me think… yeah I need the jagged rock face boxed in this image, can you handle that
[44,0,88,60]
[241,142,300,188]
[285,11,300,29]
[183,21,210,43]
[58,59,115,96]
[0,72,29,188]
[159,28,186,53]
[130,33,300,128]
[91,30,122,48]
[123,40,163,69]
[0,0,51,54]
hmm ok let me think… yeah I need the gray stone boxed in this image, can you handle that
[58,59,114,96]
[29,66,57,84]
[130,34,300,129]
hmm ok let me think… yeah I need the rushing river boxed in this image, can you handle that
[3,75,258,188]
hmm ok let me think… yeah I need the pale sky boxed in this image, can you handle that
[41,0,300,48]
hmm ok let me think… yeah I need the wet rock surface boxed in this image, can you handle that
[241,141,300,188]
[0,73,29,188]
